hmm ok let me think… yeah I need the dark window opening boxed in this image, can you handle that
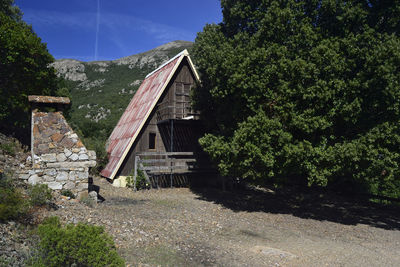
[149,133,156,150]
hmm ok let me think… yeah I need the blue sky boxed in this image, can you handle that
[15,0,222,61]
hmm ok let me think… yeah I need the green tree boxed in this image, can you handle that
[0,0,58,142]
[193,0,400,197]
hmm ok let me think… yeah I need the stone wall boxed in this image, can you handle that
[19,110,96,196]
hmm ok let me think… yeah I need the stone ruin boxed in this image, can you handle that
[18,95,96,197]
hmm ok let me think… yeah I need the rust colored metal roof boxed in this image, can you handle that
[101,50,199,179]
[28,95,71,105]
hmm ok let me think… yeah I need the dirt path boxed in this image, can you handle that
[50,177,400,266]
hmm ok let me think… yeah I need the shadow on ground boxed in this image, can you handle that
[191,185,400,231]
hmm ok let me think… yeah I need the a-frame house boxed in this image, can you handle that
[101,50,204,185]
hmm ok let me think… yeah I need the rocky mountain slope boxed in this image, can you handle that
[51,40,193,155]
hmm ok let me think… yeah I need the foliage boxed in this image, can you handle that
[28,184,52,207]
[0,1,59,142]
[60,189,75,199]
[126,169,149,190]
[0,176,28,221]
[136,169,149,190]
[29,216,125,267]
[0,141,16,156]
[193,0,400,197]
[0,0,21,21]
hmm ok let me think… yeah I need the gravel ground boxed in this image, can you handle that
[49,177,400,267]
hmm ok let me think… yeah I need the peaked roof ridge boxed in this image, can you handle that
[145,49,188,78]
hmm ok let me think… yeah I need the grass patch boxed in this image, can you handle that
[0,142,17,156]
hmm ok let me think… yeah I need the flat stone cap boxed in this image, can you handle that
[28,95,70,105]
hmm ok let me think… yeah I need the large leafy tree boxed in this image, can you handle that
[0,0,58,142]
[193,0,400,197]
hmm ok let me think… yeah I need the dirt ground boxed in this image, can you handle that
[50,177,400,267]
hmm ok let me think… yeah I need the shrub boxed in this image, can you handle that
[29,216,125,267]
[0,177,28,221]
[28,184,52,207]
[60,189,75,199]
[126,169,149,190]
[0,142,16,156]
[80,194,96,208]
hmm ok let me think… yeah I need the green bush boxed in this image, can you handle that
[28,184,52,206]
[0,178,28,221]
[0,142,16,156]
[193,0,400,198]
[60,189,75,199]
[29,216,125,267]
[127,169,149,190]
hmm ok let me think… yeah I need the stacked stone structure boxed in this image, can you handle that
[19,95,96,196]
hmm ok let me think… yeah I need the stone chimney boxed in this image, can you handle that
[19,95,96,197]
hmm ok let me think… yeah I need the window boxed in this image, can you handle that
[149,132,156,150]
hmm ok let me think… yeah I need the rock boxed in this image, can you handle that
[51,133,64,142]
[69,171,77,181]
[64,148,72,157]
[56,171,68,181]
[60,137,74,148]
[19,173,30,180]
[43,175,54,182]
[48,142,56,149]
[64,181,76,190]
[77,171,88,180]
[69,153,79,161]
[72,148,80,153]
[77,182,89,191]
[26,155,32,162]
[88,150,96,160]
[78,154,89,160]
[89,191,98,201]
[41,153,57,162]
[61,195,70,200]
[33,163,40,169]
[28,174,40,185]
[44,168,57,176]
[46,181,62,190]
[56,153,67,162]
[47,161,97,169]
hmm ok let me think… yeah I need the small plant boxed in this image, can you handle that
[29,216,125,267]
[136,169,149,190]
[28,184,52,207]
[126,169,150,190]
[79,193,95,208]
[0,177,28,221]
[60,189,75,199]
[0,142,17,156]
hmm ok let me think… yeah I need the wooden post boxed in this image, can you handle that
[134,155,138,191]
[170,119,174,188]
